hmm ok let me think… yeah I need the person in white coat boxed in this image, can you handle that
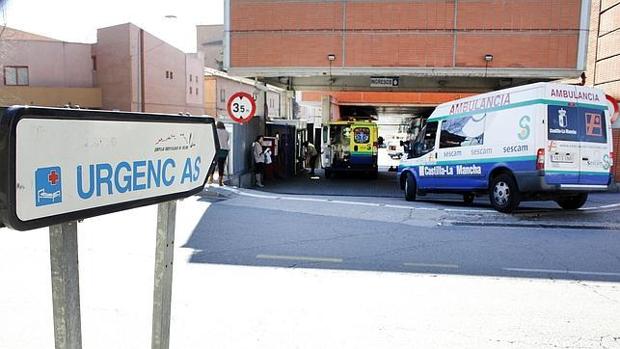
[252,135,265,187]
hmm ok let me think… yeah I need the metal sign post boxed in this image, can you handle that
[49,221,82,349]
[151,200,176,349]
[0,106,220,349]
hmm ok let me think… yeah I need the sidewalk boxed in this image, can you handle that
[1,195,619,348]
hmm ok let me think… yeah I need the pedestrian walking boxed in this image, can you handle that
[303,141,319,176]
[252,135,265,187]
[208,121,230,186]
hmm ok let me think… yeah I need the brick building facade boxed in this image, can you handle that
[585,0,620,180]
[226,0,590,80]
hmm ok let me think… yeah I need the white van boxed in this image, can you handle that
[397,82,613,213]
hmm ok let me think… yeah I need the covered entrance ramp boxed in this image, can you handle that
[222,0,592,197]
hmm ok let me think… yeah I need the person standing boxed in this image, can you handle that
[303,141,319,176]
[208,121,230,186]
[215,121,230,185]
[252,135,265,187]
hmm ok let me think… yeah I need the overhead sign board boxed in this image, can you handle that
[227,92,257,124]
[0,106,219,230]
[370,76,399,88]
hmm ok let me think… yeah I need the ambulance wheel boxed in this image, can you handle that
[404,173,417,201]
[489,174,520,213]
[463,193,475,205]
[555,193,588,210]
[369,170,378,180]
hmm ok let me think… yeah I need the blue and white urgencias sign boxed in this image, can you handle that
[0,106,219,231]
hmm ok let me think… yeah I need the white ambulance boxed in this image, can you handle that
[397,82,613,213]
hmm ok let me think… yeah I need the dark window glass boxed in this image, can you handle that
[353,127,370,144]
[417,121,438,154]
[439,115,485,148]
[547,105,607,143]
[582,109,607,143]
[4,66,29,86]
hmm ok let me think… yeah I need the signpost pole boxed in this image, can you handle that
[151,200,177,349]
[49,221,82,349]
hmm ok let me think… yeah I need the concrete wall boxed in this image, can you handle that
[302,91,476,106]
[186,53,205,111]
[96,23,204,115]
[228,0,585,72]
[0,40,94,88]
[204,77,218,116]
[207,75,264,120]
[196,25,224,70]
[95,24,132,111]
[0,86,101,108]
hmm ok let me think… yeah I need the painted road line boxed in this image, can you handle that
[444,208,495,213]
[329,200,380,207]
[210,187,620,214]
[502,267,620,277]
[404,262,459,269]
[384,204,416,210]
[257,254,343,263]
[280,197,328,203]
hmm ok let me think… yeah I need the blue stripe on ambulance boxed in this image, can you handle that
[398,156,536,190]
[350,154,374,165]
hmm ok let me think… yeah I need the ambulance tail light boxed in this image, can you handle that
[536,148,545,170]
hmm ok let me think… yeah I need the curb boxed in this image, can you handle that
[447,221,620,231]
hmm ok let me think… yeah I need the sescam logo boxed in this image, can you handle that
[518,115,531,140]
[35,167,63,207]
[602,154,612,170]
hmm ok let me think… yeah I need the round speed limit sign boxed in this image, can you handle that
[227,92,257,124]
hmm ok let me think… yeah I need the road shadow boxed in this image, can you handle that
[259,169,402,198]
[183,194,620,283]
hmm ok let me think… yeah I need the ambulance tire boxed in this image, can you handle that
[489,173,521,213]
[369,169,378,180]
[555,193,588,210]
[463,193,475,205]
[404,173,417,201]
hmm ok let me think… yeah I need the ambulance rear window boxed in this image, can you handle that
[547,105,606,143]
[353,127,370,144]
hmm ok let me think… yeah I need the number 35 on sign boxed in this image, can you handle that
[227,92,257,124]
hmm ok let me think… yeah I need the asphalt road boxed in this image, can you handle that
[187,187,620,282]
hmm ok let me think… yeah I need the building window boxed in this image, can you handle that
[219,89,225,102]
[170,71,174,79]
[91,56,97,71]
[189,74,193,82]
[4,66,29,86]
[165,71,169,79]
[196,87,199,95]
[189,86,193,94]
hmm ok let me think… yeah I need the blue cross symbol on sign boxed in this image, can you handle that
[35,166,62,207]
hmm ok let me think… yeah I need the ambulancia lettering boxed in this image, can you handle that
[449,93,510,115]
[550,89,600,102]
